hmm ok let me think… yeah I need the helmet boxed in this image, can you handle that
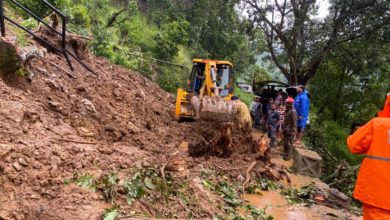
[285,97,294,105]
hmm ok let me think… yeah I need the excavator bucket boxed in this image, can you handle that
[192,96,237,123]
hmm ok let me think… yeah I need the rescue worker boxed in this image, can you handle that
[294,85,310,143]
[266,103,280,148]
[282,97,297,160]
[252,97,262,129]
[232,95,252,132]
[347,93,390,219]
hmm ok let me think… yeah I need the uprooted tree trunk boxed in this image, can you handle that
[188,96,261,158]
[188,120,264,158]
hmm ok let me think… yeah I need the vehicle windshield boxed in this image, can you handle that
[188,62,205,94]
[217,64,232,97]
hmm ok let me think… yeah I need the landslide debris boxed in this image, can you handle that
[0,33,271,219]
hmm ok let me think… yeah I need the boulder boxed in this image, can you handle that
[0,40,23,73]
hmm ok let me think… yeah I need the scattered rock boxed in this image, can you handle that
[12,162,22,171]
[73,162,83,169]
[19,45,46,61]
[23,111,40,123]
[37,67,48,76]
[237,174,245,182]
[76,126,95,137]
[81,98,96,113]
[48,101,61,111]
[50,165,59,177]
[98,147,114,155]
[128,122,140,134]
[33,162,42,169]
[113,89,121,97]
[330,188,349,201]
[0,40,23,73]
[0,101,25,123]
[0,144,12,158]
[166,157,188,172]
[145,121,153,130]
[70,146,83,154]
[136,88,145,99]
[178,141,189,152]
[18,158,29,166]
[45,79,60,90]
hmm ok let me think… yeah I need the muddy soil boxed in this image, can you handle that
[0,36,267,219]
[0,34,361,219]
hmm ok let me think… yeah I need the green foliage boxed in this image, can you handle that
[281,182,315,205]
[69,4,91,28]
[235,87,254,108]
[9,0,261,93]
[153,19,189,60]
[102,172,119,204]
[20,18,39,30]
[65,173,98,192]
[124,168,173,205]
[6,0,69,18]
[243,205,274,220]
[305,30,389,197]
[202,171,274,220]
[245,0,389,85]
[15,69,25,77]
[123,173,147,205]
[156,65,188,93]
[305,120,362,168]
[241,64,271,84]
[103,207,118,220]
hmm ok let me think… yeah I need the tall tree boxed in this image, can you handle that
[185,0,263,73]
[310,30,390,126]
[242,0,390,85]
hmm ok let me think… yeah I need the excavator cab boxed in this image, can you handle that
[175,59,234,120]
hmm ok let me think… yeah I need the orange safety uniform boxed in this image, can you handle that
[378,93,390,117]
[347,114,390,219]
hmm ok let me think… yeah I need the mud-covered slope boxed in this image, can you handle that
[0,44,198,219]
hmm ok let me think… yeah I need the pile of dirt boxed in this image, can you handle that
[0,32,269,219]
[0,30,358,219]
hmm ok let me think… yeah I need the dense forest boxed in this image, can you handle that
[1,0,390,218]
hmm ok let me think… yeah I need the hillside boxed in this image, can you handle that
[0,29,364,220]
[0,36,196,219]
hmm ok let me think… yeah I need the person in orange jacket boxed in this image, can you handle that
[347,93,390,219]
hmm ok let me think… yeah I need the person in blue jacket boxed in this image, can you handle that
[293,85,310,143]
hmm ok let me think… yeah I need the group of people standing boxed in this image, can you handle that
[250,85,310,160]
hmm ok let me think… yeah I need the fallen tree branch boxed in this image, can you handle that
[43,58,77,79]
[38,206,51,220]
[242,160,257,196]
[160,162,167,180]
[278,169,292,184]
[56,138,97,145]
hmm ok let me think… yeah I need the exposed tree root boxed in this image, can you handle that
[242,160,257,195]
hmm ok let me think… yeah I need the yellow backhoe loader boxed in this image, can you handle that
[175,59,235,121]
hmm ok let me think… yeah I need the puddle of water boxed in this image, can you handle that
[243,191,289,219]
[243,191,360,220]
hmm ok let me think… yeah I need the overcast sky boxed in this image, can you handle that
[317,0,330,18]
